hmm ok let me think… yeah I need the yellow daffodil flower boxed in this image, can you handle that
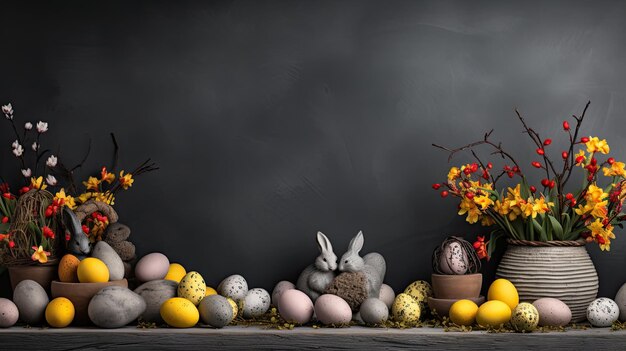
[602,161,626,177]
[83,176,101,191]
[520,201,537,219]
[506,184,523,205]
[119,171,134,190]
[574,203,593,216]
[30,176,47,190]
[54,188,77,209]
[31,245,50,264]
[586,136,610,154]
[587,219,615,251]
[458,198,480,224]
[590,200,608,219]
[494,199,510,216]
[474,195,494,210]
[586,184,608,203]
[448,167,461,181]
[532,197,554,215]
[94,191,115,205]
[77,192,93,204]
[480,215,495,226]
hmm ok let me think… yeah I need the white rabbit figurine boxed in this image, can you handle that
[296,232,338,302]
[338,231,386,298]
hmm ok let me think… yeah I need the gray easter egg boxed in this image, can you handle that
[0,298,19,327]
[217,275,248,301]
[359,297,389,324]
[243,288,271,318]
[199,295,233,328]
[13,280,49,325]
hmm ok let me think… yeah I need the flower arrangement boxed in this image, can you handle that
[432,102,625,259]
[0,102,157,265]
[1,103,61,264]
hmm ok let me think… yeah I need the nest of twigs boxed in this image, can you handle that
[431,236,481,275]
[0,189,60,266]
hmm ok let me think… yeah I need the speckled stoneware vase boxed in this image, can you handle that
[496,240,598,322]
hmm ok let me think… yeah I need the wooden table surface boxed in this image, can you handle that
[0,325,624,350]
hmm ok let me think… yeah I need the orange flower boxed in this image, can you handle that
[100,167,115,184]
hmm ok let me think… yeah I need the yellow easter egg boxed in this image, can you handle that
[160,297,199,328]
[77,257,109,283]
[476,300,512,328]
[177,271,206,305]
[45,297,75,328]
[164,263,187,283]
[58,254,80,283]
[227,297,239,318]
[205,286,217,297]
[391,293,421,325]
[487,278,519,310]
[510,302,539,332]
[403,280,433,311]
[449,299,479,326]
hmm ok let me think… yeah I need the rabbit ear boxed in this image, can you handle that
[317,231,333,253]
[347,231,364,253]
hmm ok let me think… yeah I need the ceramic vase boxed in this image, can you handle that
[496,240,598,322]
[428,273,484,317]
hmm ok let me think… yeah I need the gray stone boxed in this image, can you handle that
[134,280,178,323]
[110,241,136,261]
[104,223,131,242]
[615,282,626,322]
[88,286,146,328]
[13,280,49,325]
[199,295,233,328]
[92,241,125,281]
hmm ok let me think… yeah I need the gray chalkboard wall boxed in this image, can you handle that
[1,0,625,299]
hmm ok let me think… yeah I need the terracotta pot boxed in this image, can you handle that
[428,296,485,318]
[496,240,598,323]
[8,264,59,294]
[431,273,482,299]
[51,279,128,325]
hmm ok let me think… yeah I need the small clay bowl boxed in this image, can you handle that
[427,296,485,318]
[51,279,128,325]
[431,273,482,299]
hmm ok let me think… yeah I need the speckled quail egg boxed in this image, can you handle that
[217,274,249,301]
[510,302,539,332]
[392,293,421,325]
[404,280,433,312]
[242,288,271,318]
[439,241,469,274]
[177,271,206,306]
[587,298,619,327]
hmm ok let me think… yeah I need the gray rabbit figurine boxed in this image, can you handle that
[338,231,386,298]
[296,232,338,302]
